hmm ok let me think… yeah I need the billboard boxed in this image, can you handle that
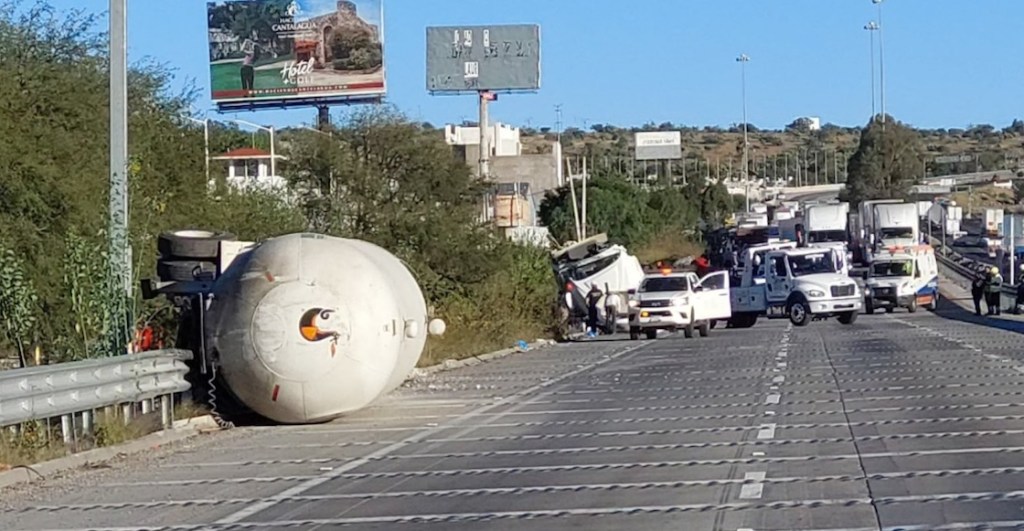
[426,25,541,93]
[206,0,385,109]
[635,131,682,161]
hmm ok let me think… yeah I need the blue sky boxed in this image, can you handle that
[46,0,1024,131]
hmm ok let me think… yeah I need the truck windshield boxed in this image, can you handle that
[640,277,689,292]
[880,227,915,240]
[872,260,913,277]
[787,253,838,277]
[808,230,847,243]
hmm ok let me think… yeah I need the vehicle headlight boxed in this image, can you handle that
[672,296,689,306]
[807,289,826,298]
[628,300,639,308]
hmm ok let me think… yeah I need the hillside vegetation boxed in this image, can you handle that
[513,119,1024,183]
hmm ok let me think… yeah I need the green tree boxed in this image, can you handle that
[842,115,925,207]
[0,240,38,368]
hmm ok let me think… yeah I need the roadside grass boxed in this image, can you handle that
[420,318,548,368]
[0,400,209,470]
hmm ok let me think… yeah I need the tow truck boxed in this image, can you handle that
[730,246,862,327]
[628,267,731,340]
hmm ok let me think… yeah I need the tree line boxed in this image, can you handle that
[0,1,555,367]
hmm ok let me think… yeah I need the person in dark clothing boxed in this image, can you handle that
[986,266,1003,316]
[971,271,986,316]
[586,285,603,336]
[1015,279,1024,315]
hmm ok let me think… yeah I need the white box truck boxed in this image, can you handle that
[855,199,902,265]
[872,202,920,252]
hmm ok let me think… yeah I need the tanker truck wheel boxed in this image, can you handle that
[158,230,235,260]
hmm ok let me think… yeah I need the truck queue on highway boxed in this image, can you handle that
[551,194,1008,340]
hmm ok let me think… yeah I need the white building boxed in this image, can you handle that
[445,122,523,158]
[211,147,288,192]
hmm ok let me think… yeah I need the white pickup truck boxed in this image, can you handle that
[731,247,862,327]
[628,270,731,340]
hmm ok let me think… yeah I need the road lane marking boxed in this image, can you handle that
[765,394,781,405]
[212,342,649,525]
[738,471,766,499]
[773,375,785,384]
[756,423,777,440]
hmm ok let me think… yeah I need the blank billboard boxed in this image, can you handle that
[635,131,682,161]
[426,25,541,93]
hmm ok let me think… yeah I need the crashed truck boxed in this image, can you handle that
[143,230,447,425]
[551,234,645,334]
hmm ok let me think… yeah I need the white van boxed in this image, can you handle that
[863,246,939,314]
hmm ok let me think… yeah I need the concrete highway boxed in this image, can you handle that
[5,298,1024,530]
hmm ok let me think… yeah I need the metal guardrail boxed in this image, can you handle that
[927,234,1019,310]
[0,349,193,440]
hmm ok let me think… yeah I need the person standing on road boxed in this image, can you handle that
[971,271,986,316]
[586,284,603,337]
[986,266,1003,316]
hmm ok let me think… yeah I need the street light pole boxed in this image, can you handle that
[230,118,276,179]
[737,53,750,212]
[109,0,130,299]
[864,21,878,120]
[187,117,210,186]
[873,0,886,128]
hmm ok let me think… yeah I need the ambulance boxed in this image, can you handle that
[862,245,939,314]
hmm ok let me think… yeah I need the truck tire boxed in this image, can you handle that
[645,330,658,340]
[683,324,694,339]
[157,260,217,282]
[698,321,710,337]
[630,327,640,341]
[788,299,812,327]
[838,311,858,325]
[158,230,235,260]
[907,297,918,313]
[865,298,875,315]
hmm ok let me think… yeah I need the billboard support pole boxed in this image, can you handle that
[479,91,490,180]
[317,105,331,131]
[109,0,130,301]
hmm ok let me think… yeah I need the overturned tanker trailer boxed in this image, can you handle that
[143,231,446,424]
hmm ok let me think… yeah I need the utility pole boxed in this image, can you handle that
[874,0,886,129]
[864,21,878,120]
[737,53,751,212]
[109,0,130,300]
[478,91,492,180]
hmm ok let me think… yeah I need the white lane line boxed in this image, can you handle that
[756,423,777,440]
[765,394,781,405]
[773,375,786,384]
[211,343,649,525]
[777,362,788,368]
[1014,366,1024,375]
[738,472,766,499]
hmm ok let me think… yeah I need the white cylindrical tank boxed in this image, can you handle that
[204,233,435,424]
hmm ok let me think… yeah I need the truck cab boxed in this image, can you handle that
[863,246,939,314]
[732,247,862,327]
[628,269,731,340]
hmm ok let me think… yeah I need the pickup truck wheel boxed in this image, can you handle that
[645,330,658,340]
[789,301,812,327]
[629,327,640,341]
[838,311,858,325]
[683,325,694,339]
[698,321,710,337]
[907,298,918,313]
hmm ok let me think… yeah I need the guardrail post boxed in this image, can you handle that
[141,398,153,415]
[160,395,172,429]
[81,410,94,436]
[60,414,72,444]
[122,403,133,425]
